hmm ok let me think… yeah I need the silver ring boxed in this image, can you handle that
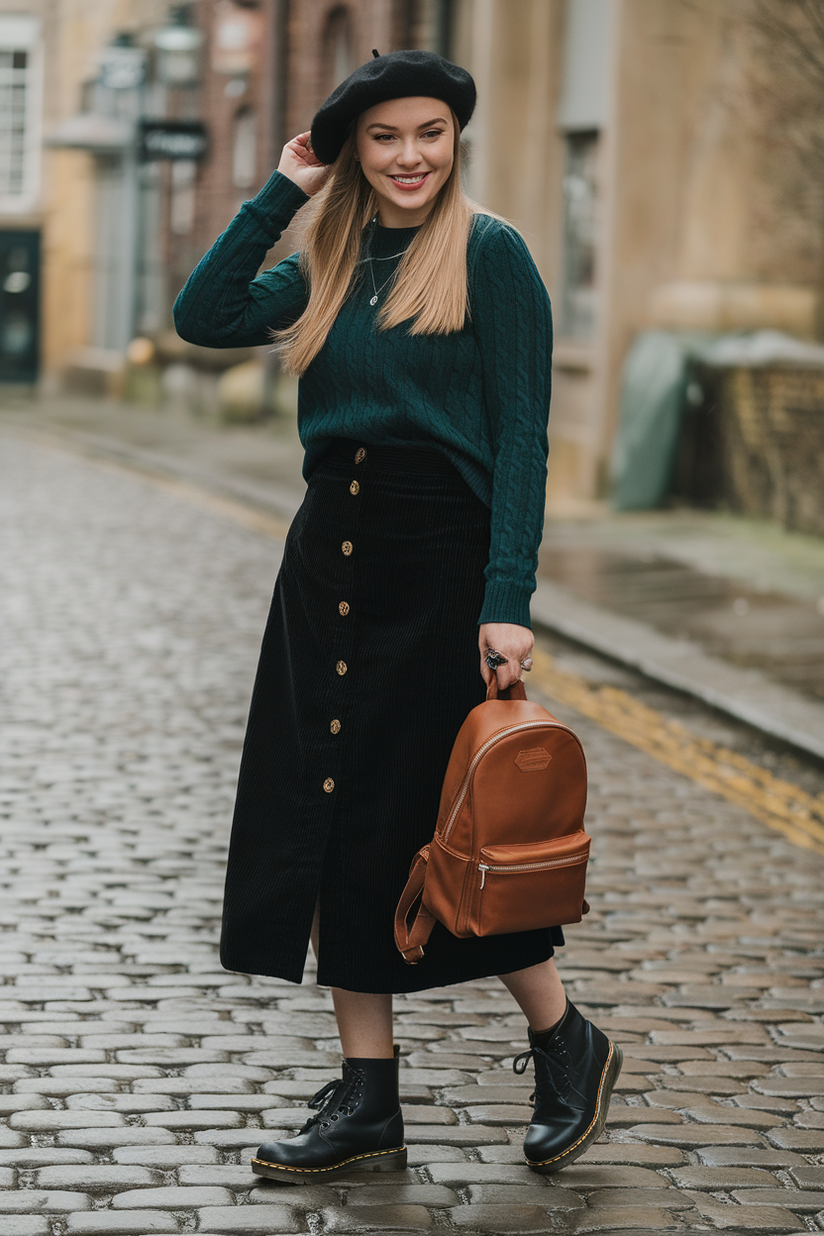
[520,657,533,672]
[485,649,508,669]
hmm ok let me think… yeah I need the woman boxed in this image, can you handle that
[174,49,620,1183]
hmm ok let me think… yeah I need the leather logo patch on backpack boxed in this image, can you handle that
[515,746,552,772]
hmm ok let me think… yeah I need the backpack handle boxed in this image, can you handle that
[394,846,438,963]
[486,676,527,702]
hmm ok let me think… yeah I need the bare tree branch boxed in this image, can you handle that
[798,0,824,46]
[754,0,824,85]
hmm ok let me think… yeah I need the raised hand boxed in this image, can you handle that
[277,131,332,197]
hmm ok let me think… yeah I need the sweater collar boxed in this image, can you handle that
[367,218,421,258]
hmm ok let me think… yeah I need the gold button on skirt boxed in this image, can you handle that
[220,440,562,995]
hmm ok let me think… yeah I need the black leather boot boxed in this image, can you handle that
[513,1000,622,1173]
[251,1046,406,1182]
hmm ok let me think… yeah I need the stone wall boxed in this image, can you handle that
[674,364,824,536]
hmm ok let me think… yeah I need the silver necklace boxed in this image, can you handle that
[367,260,399,306]
[363,217,410,305]
[356,249,409,263]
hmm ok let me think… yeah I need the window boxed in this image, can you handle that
[170,159,197,234]
[0,50,28,197]
[560,132,599,341]
[556,0,610,340]
[0,16,41,211]
[322,7,354,94]
[1,229,39,379]
[231,107,256,189]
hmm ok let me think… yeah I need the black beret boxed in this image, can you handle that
[310,49,476,166]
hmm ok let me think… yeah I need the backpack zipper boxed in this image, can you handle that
[441,720,577,843]
[478,851,587,889]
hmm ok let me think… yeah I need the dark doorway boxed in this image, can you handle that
[0,229,40,382]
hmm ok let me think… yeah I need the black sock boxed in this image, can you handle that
[530,1000,569,1051]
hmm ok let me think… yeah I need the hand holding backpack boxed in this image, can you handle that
[394,677,590,963]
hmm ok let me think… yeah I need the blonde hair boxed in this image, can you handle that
[274,111,475,376]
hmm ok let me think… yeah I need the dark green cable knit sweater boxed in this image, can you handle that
[173,171,552,628]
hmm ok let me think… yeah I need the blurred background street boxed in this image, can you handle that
[2,0,824,1231]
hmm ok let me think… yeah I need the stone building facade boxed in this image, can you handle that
[3,0,822,511]
[452,0,823,506]
[0,0,56,380]
[3,0,442,385]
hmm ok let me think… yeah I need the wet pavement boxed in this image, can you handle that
[1,428,823,1235]
[539,544,824,704]
[4,392,824,719]
[0,391,306,519]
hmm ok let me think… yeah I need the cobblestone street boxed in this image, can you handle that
[2,430,824,1236]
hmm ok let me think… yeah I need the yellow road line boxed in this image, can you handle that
[125,462,824,859]
[137,473,292,541]
[8,423,294,541]
[531,649,824,856]
[41,428,822,859]
[160,453,824,860]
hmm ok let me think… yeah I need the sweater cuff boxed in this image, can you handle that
[245,170,310,234]
[478,580,533,629]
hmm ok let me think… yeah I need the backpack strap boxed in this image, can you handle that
[394,846,438,964]
[486,676,528,701]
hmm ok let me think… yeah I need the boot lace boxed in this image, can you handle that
[301,1071,365,1132]
[512,1049,537,1104]
[512,1039,571,1106]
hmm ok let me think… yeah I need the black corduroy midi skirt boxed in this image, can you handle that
[220,439,562,993]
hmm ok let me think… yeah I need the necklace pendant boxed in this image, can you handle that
[369,294,379,306]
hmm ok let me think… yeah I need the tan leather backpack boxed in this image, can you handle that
[394,678,590,963]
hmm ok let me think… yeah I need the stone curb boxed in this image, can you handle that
[531,578,824,762]
[6,417,824,763]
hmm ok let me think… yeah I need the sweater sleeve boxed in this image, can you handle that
[470,221,553,629]
[173,170,311,348]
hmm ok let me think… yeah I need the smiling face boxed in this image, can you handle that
[355,96,455,227]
